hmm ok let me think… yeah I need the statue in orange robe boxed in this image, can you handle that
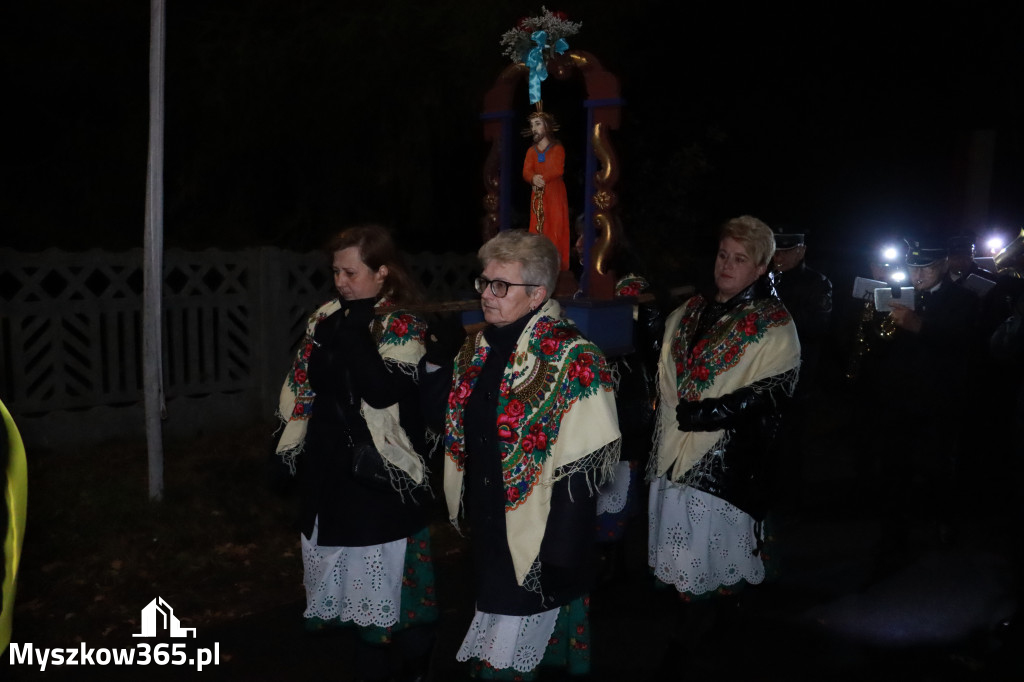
[523,112,570,271]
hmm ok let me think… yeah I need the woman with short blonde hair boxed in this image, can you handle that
[719,215,776,268]
[648,215,800,653]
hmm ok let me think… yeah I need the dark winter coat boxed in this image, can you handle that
[300,299,430,547]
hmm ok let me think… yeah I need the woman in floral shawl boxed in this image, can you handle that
[648,216,800,652]
[421,230,620,680]
[275,225,436,682]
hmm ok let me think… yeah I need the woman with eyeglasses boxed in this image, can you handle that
[420,229,620,680]
[274,224,437,682]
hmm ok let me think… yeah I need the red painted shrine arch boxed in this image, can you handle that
[481,50,624,299]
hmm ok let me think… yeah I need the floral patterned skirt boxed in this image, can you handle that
[302,523,438,644]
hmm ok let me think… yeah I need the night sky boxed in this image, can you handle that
[4,0,1023,287]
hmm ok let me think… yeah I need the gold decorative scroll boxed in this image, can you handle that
[591,121,621,278]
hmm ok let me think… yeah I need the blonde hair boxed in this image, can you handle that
[478,230,559,298]
[720,215,775,267]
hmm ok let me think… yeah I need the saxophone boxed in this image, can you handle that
[846,295,895,382]
[876,306,898,339]
[845,298,876,382]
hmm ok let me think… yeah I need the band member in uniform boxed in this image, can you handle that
[874,235,978,559]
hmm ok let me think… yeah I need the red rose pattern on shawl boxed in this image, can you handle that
[379,311,426,347]
[444,314,613,513]
[285,299,424,423]
[671,294,791,402]
[613,273,650,299]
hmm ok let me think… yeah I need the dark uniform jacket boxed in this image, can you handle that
[773,261,832,394]
[877,276,978,417]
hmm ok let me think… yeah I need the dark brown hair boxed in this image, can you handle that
[326,224,423,305]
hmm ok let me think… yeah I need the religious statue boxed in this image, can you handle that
[522,110,570,271]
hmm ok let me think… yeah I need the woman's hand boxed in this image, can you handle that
[423,313,467,368]
[340,297,376,330]
[312,308,346,345]
[532,174,545,189]
[675,385,764,432]
[675,400,702,432]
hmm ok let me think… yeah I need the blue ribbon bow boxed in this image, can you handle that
[525,30,569,104]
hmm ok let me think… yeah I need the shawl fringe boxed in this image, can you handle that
[554,437,622,498]
[379,454,433,501]
[273,298,429,481]
[648,366,800,485]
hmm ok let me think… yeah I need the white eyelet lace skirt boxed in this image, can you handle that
[301,517,406,628]
[455,607,560,673]
[647,477,764,596]
[596,460,632,515]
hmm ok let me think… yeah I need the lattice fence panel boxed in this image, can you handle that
[12,316,58,406]
[277,250,335,356]
[0,247,478,419]
[162,249,260,396]
[0,249,146,413]
[410,251,480,302]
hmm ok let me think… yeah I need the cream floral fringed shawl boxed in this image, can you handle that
[652,293,800,483]
[443,299,621,587]
[274,298,427,487]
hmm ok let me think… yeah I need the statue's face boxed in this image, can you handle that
[530,117,548,141]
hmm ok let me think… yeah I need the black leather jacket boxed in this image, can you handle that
[675,276,794,520]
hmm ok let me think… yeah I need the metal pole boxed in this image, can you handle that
[142,0,166,500]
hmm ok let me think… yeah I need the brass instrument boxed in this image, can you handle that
[994,228,1024,278]
[876,307,898,339]
[845,298,877,382]
[845,293,899,383]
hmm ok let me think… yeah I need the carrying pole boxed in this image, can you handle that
[142,0,166,501]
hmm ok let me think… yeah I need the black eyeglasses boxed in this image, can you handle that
[474,276,539,298]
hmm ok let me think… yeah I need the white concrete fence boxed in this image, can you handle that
[0,247,478,448]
